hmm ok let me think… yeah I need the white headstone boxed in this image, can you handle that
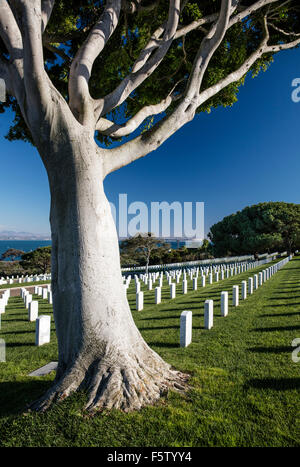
[0,338,5,362]
[136,291,144,311]
[48,291,53,305]
[25,294,33,309]
[221,291,228,317]
[204,300,213,330]
[35,315,51,346]
[241,281,247,300]
[170,283,176,299]
[233,285,239,306]
[155,287,161,305]
[29,301,39,322]
[0,299,5,314]
[248,277,253,295]
[180,310,192,347]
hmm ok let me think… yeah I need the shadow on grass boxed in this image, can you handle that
[245,378,300,390]
[263,302,300,308]
[6,342,35,347]
[247,346,292,354]
[261,312,300,317]
[0,380,53,417]
[0,330,34,335]
[147,341,179,349]
[253,325,300,332]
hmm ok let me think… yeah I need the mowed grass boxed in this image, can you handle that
[0,258,299,447]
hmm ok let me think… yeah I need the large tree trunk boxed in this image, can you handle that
[30,123,186,412]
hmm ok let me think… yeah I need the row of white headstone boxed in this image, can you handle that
[179,255,292,347]
[0,274,51,286]
[131,257,273,311]
[0,285,52,346]
[22,286,52,346]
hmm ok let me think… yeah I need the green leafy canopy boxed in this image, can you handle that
[0,1,299,146]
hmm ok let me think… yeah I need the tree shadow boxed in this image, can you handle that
[6,342,35,347]
[147,341,179,349]
[245,378,300,391]
[261,312,300,317]
[140,325,179,331]
[0,330,34,335]
[252,325,300,332]
[247,346,292,354]
[263,302,300,308]
[0,380,53,417]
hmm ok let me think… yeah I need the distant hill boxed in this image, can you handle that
[0,230,51,240]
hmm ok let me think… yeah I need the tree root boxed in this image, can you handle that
[27,355,190,413]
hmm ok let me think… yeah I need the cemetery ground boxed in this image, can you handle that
[0,259,299,447]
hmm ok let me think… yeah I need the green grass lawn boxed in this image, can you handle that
[0,258,299,447]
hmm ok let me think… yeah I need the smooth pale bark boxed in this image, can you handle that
[30,112,186,412]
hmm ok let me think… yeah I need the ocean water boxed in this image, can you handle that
[0,240,52,259]
[0,239,185,260]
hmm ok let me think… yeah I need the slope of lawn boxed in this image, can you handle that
[0,257,299,447]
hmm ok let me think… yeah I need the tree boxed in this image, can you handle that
[20,246,52,274]
[120,233,169,273]
[0,1,299,412]
[0,248,25,260]
[209,202,300,256]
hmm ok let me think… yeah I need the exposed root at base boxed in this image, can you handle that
[27,361,190,414]
[29,362,189,413]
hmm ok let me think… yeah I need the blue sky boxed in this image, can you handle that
[0,47,299,236]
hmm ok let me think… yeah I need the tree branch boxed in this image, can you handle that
[184,0,233,101]
[43,39,72,64]
[41,0,55,33]
[268,22,300,37]
[94,0,180,119]
[121,0,160,14]
[96,95,173,137]
[0,2,25,106]
[265,36,300,52]
[0,58,12,96]
[18,0,52,119]
[0,1,23,59]
[68,0,122,126]
[174,0,280,40]
[102,12,285,177]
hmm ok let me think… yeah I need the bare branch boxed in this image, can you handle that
[42,0,55,33]
[131,25,165,74]
[174,0,279,40]
[265,36,300,52]
[18,0,51,115]
[0,2,25,105]
[185,0,233,101]
[43,39,72,64]
[268,22,300,37]
[95,0,180,119]
[131,0,188,74]
[96,95,172,137]
[0,1,23,59]
[68,0,122,126]
[122,0,159,14]
[0,58,12,95]
[102,11,274,176]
